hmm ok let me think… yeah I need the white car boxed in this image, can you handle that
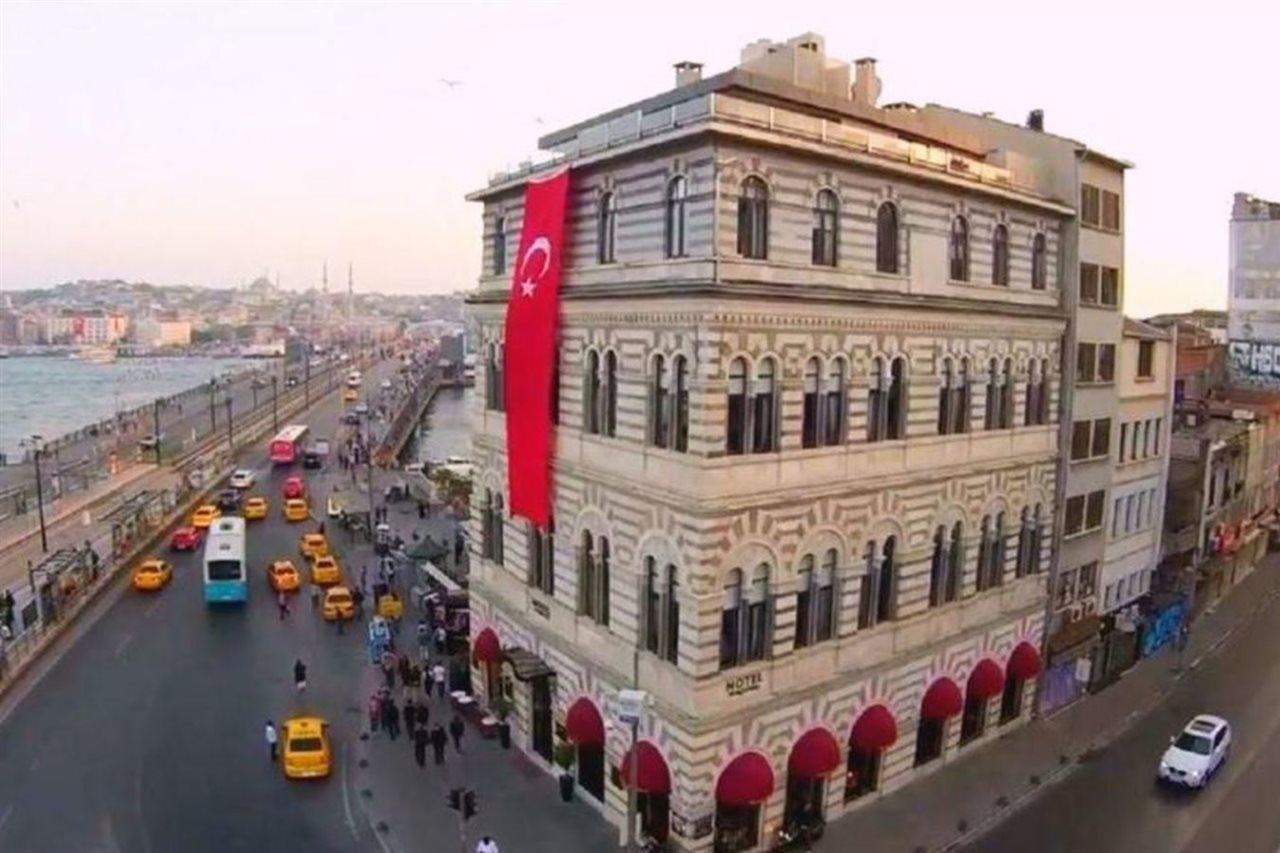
[1158,715,1231,789]
[229,469,256,490]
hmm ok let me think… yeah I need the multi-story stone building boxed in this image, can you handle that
[466,35,1073,851]
[1226,192,1280,387]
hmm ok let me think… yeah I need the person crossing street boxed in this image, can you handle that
[448,714,465,753]
[265,720,278,761]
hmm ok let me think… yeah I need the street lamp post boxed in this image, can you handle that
[152,399,162,465]
[271,375,279,432]
[617,688,647,853]
[225,396,234,449]
[208,379,217,432]
[305,353,312,407]
[30,436,49,554]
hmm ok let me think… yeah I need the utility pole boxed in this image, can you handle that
[31,438,48,554]
[271,375,279,432]
[208,379,217,432]
[305,352,312,408]
[225,396,234,449]
[152,399,162,465]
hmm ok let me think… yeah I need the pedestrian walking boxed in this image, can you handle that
[398,655,412,687]
[429,724,447,764]
[432,662,446,700]
[360,565,369,593]
[433,625,447,655]
[449,714,465,753]
[368,692,382,733]
[410,662,424,701]
[381,650,397,689]
[383,698,401,741]
[277,590,290,620]
[309,583,321,609]
[265,720,278,761]
[475,837,499,853]
[413,725,429,768]
[416,702,430,730]
[352,587,365,619]
[404,697,417,735]
[293,659,307,691]
[417,618,429,649]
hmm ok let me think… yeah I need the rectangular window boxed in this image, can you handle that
[1071,420,1092,461]
[1086,490,1105,531]
[1153,418,1161,455]
[1079,562,1098,598]
[1076,343,1097,382]
[1111,497,1122,538]
[1079,263,1099,304]
[1119,423,1128,463]
[1137,340,1154,378]
[1098,344,1116,382]
[1065,495,1085,536]
[1101,191,1121,232]
[1100,267,1120,307]
[1081,184,1101,227]
[1091,417,1111,459]
[492,216,507,274]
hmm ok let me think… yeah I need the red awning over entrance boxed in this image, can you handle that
[618,741,671,794]
[716,751,775,806]
[1007,641,1042,680]
[966,659,1006,699]
[849,704,898,752]
[921,677,963,720]
[565,697,605,746]
[471,627,501,664]
[787,728,841,778]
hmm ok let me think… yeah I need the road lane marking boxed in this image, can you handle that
[114,634,133,657]
[341,744,358,840]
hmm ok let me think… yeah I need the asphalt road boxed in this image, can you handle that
[0,360,399,853]
[965,556,1280,853]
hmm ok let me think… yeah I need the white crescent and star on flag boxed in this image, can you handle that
[518,236,553,297]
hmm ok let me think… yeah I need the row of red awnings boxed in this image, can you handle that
[472,629,1042,804]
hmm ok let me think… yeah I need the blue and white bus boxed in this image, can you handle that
[203,517,247,603]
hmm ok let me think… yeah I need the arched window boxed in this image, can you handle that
[876,202,899,274]
[603,350,618,437]
[651,354,668,448]
[485,343,498,410]
[802,358,821,449]
[672,355,689,453]
[985,358,1002,430]
[887,357,907,440]
[527,516,555,595]
[1037,359,1051,425]
[939,356,971,436]
[858,537,897,628]
[1030,504,1044,574]
[795,554,815,647]
[929,526,947,607]
[992,224,1009,286]
[938,359,954,435]
[719,569,743,668]
[644,557,661,655]
[482,489,495,559]
[493,215,507,275]
[950,216,970,281]
[665,176,688,259]
[868,357,905,442]
[812,189,839,266]
[1016,507,1033,577]
[1001,358,1015,429]
[726,357,748,455]
[976,513,1005,591]
[1025,360,1041,427]
[737,177,769,260]
[584,350,601,434]
[1031,233,1047,290]
[642,558,679,663]
[597,191,617,264]
[824,358,846,445]
[745,564,772,661]
[579,531,597,618]
[599,537,611,626]
[490,493,505,566]
[751,358,777,453]
[947,522,964,601]
[663,563,679,664]
[816,548,837,642]
[993,511,1007,587]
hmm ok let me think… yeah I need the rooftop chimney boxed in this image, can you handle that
[852,57,881,108]
[674,61,703,88]
[1027,109,1044,131]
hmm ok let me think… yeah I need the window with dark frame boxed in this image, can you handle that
[737,177,769,260]
[1137,340,1154,378]
[1098,344,1116,382]
[597,191,617,264]
[1100,267,1119,306]
[991,224,1009,286]
[1091,417,1111,459]
[665,176,688,259]
[1081,184,1101,227]
[1031,233,1048,290]
[1101,190,1121,232]
[651,354,668,448]
[876,202,899,274]
[726,357,747,455]
[1080,263,1099,304]
[812,190,839,267]
[492,216,506,275]
[950,216,970,281]
[1077,343,1097,382]
[672,355,689,452]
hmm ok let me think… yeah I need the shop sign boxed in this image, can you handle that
[725,671,763,697]
[531,598,550,619]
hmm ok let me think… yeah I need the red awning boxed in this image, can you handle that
[966,659,1006,699]
[849,704,898,752]
[787,728,841,778]
[1007,642,1042,680]
[471,628,501,664]
[565,698,604,746]
[619,741,671,794]
[920,677,963,720]
[715,751,775,806]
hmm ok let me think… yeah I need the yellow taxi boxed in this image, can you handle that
[376,592,404,621]
[281,716,331,779]
[322,586,355,621]
[132,558,173,591]
[299,533,329,560]
[243,496,269,520]
[268,560,301,592]
[283,498,309,522]
[191,505,221,528]
[310,555,341,586]
[343,387,358,402]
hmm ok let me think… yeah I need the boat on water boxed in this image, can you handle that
[69,345,118,364]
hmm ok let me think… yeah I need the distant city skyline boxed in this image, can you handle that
[2,1,1277,314]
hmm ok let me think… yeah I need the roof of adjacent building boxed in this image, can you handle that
[1123,317,1170,340]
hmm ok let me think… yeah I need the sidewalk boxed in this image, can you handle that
[0,462,157,555]
[819,553,1280,853]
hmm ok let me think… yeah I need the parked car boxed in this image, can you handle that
[1158,715,1231,789]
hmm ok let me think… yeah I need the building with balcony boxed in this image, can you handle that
[462,35,1088,851]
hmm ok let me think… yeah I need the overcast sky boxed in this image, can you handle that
[1,1,1277,315]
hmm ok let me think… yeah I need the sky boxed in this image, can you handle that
[1,1,1277,316]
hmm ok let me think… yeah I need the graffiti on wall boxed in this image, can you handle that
[1228,339,1280,386]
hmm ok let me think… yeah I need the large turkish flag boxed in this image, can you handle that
[503,168,570,529]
